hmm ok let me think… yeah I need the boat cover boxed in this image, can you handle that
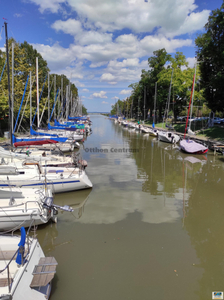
[14,140,58,147]
[180,139,208,154]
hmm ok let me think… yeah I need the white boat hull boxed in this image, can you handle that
[158,131,180,144]
[0,235,56,300]
[0,165,93,193]
[0,188,55,230]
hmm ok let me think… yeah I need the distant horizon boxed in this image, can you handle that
[88,112,109,114]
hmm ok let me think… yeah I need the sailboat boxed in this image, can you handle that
[149,82,159,137]
[158,69,180,144]
[0,227,57,300]
[0,160,93,193]
[179,64,208,154]
[0,187,56,230]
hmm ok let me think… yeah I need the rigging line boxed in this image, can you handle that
[0,206,26,228]
[0,219,27,235]
[0,45,12,84]
[39,77,54,126]
[0,25,3,39]
[0,59,7,83]
[16,77,35,133]
[8,24,16,42]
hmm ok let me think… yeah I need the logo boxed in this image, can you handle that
[212,292,223,299]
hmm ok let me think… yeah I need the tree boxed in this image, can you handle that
[82,105,87,115]
[195,2,224,113]
[0,38,79,133]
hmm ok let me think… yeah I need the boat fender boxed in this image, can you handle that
[16,227,26,266]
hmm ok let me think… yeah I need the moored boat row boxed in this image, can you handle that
[110,116,209,154]
[0,114,93,299]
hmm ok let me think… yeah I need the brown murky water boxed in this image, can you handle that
[36,115,224,300]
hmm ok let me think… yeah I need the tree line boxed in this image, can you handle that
[0,38,87,134]
[111,1,224,121]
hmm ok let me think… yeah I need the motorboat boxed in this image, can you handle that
[0,227,57,300]
[141,126,151,133]
[158,131,180,144]
[149,128,159,137]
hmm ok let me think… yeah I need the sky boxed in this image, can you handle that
[0,0,222,112]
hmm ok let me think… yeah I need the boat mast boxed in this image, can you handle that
[189,63,197,131]
[61,76,63,119]
[4,22,12,148]
[36,57,39,128]
[167,68,174,120]
[48,72,50,123]
[54,74,56,120]
[144,86,146,121]
[30,71,32,127]
[153,82,157,126]
[184,70,195,138]
[11,42,14,140]
[131,97,133,120]
[66,85,68,121]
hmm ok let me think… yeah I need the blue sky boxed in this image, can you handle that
[0,0,222,112]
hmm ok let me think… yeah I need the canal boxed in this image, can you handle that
[37,114,224,300]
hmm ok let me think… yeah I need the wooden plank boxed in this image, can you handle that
[30,257,57,288]
[0,277,12,287]
[30,273,55,287]
[38,257,57,266]
[33,265,56,275]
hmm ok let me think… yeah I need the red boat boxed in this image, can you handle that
[14,139,58,147]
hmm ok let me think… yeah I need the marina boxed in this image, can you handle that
[25,114,224,300]
[1,1,224,298]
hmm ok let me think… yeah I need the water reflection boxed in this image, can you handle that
[78,117,210,225]
[43,115,224,300]
[54,188,92,219]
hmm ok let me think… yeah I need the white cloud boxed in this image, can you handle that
[102,101,108,104]
[82,88,89,92]
[74,81,85,87]
[112,96,119,100]
[52,18,82,36]
[78,31,113,46]
[140,35,192,54]
[186,57,197,69]
[29,0,209,37]
[120,89,131,95]
[92,91,107,99]
[31,42,74,71]
[27,0,211,105]
[100,73,115,82]
[159,10,210,38]
[29,0,64,13]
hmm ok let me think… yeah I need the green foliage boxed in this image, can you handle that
[0,38,79,133]
[112,49,206,122]
[82,105,87,115]
[195,2,224,113]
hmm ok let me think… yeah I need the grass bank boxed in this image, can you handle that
[144,121,224,142]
